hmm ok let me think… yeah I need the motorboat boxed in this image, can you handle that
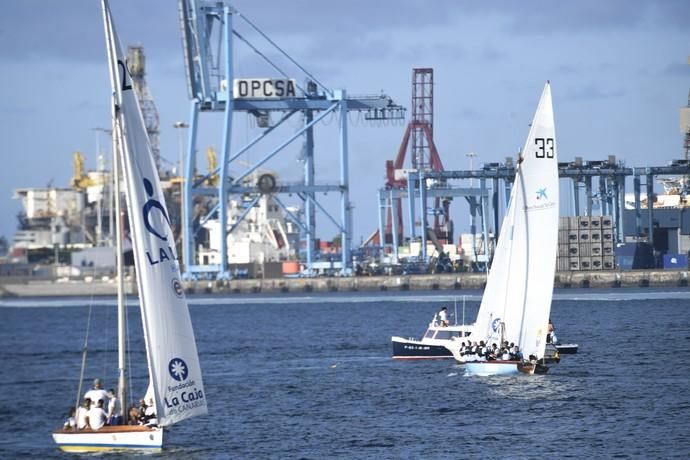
[392,321,473,359]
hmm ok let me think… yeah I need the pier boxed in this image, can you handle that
[1,270,688,298]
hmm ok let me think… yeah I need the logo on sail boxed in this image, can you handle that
[172,278,184,298]
[491,318,501,333]
[142,178,171,241]
[168,357,189,381]
[528,186,555,210]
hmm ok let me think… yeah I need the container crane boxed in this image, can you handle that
[176,0,404,279]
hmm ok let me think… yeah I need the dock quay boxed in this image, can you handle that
[1,269,688,299]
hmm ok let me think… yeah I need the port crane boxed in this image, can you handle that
[177,0,404,279]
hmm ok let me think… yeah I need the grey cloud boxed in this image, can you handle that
[661,62,690,78]
[566,84,625,101]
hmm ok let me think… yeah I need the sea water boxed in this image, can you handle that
[1,289,689,459]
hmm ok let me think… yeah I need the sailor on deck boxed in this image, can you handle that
[86,399,107,431]
[437,307,449,327]
[84,378,108,409]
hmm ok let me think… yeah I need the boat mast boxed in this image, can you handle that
[104,3,127,418]
[113,125,127,419]
[515,155,531,350]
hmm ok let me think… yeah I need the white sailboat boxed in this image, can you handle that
[52,0,207,451]
[445,82,559,376]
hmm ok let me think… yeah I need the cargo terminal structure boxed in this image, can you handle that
[3,3,690,284]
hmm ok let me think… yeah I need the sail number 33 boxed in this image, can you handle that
[535,138,554,159]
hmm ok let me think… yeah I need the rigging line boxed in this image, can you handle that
[232,30,307,95]
[74,295,95,416]
[236,12,332,97]
[74,260,102,414]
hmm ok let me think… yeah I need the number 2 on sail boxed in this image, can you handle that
[535,138,554,158]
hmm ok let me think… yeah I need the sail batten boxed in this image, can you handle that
[103,0,207,426]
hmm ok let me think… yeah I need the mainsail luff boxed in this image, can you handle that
[103,0,207,426]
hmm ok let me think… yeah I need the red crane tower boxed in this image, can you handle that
[381,68,451,246]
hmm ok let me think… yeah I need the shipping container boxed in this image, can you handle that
[558,229,570,245]
[662,254,689,269]
[590,230,602,242]
[578,230,590,242]
[617,255,634,270]
[559,216,571,231]
[569,257,580,271]
[557,258,570,272]
[590,243,602,256]
[568,244,579,257]
[590,216,602,229]
[578,216,590,229]
[614,243,655,269]
[591,257,603,270]
[579,243,592,256]
[580,257,592,270]
[603,255,615,270]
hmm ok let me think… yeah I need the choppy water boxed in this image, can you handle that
[1,289,689,459]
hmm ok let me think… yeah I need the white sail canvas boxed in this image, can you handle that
[104,1,207,426]
[516,83,559,359]
[469,83,558,360]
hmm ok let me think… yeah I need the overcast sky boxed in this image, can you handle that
[1,0,688,243]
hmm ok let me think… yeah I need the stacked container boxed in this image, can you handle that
[557,215,615,271]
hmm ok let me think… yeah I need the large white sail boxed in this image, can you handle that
[469,83,558,360]
[103,0,207,426]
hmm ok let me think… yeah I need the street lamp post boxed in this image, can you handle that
[173,121,189,176]
[92,127,113,246]
[173,121,189,269]
[465,152,479,267]
[466,152,478,186]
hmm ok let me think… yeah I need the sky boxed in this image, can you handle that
[1,0,689,244]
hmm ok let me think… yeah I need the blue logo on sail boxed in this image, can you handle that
[168,357,189,381]
[142,178,171,241]
[536,187,548,200]
[491,318,501,333]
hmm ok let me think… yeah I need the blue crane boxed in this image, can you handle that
[177,0,404,279]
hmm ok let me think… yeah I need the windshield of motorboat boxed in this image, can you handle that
[435,330,461,340]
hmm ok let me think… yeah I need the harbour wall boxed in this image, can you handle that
[1,269,688,298]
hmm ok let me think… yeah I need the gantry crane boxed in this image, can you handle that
[177,0,404,279]
[380,68,451,248]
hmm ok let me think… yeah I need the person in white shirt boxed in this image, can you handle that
[106,389,123,425]
[144,398,158,426]
[438,307,449,327]
[86,400,108,431]
[84,378,108,409]
[76,399,90,430]
[63,407,76,430]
